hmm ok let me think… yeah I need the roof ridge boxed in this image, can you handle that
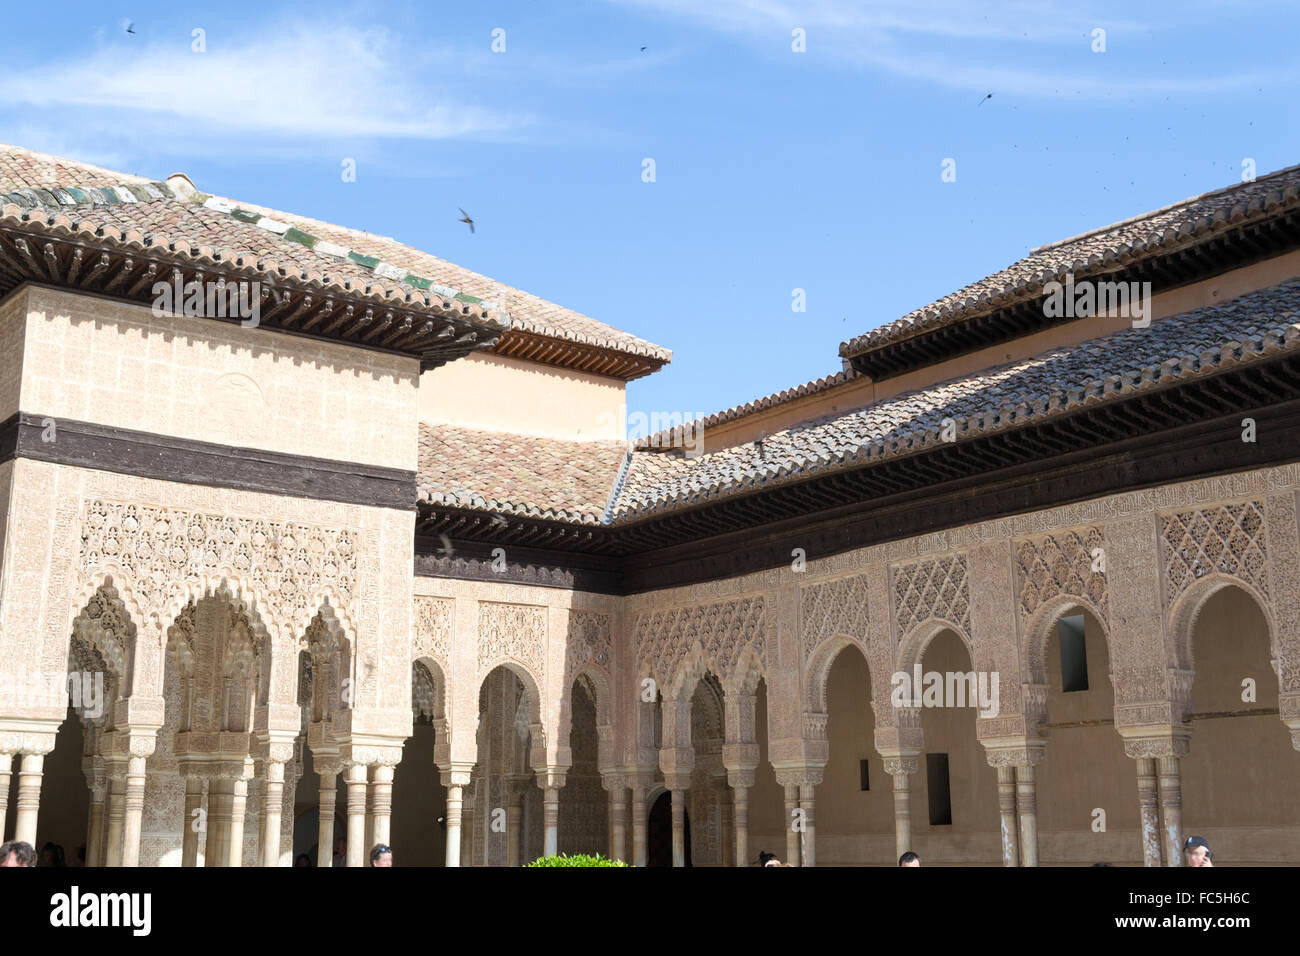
[839,161,1300,361]
[603,448,635,525]
[199,190,672,362]
[634,367,864,450]
[0,179,177,210]
[1030,161,1300,254]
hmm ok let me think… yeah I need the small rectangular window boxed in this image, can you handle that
[859,759,870,791]
[926,753,951,826]
[1059,614,1089,692]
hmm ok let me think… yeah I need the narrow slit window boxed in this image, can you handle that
[859,759,870,792]
[926,753,951,826]
[1059,614,1089,692]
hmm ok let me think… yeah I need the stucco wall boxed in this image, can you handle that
[420,350,625,441]
[13,286,419,471]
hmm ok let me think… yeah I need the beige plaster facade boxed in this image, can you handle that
[2,266,1299,868]
[420,350,625,441]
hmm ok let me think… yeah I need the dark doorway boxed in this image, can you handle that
[647,791,691,867]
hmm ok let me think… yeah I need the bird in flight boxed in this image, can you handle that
[977,93,993,106]
[458,208,475,233]
[124,20,136,34]
[640,46,647,51]
[437,534,455,559]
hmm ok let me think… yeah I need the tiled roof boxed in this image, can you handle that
[419,279,1300,525]
[417,423,630,524]
[620,277,1300,519]
[0,144,669,364]
[840,163,1300,360]
[634,367,863,450]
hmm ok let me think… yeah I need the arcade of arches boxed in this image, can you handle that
[3,461,1300,866]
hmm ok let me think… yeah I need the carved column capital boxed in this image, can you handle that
[882,756,918,776]
[0,728,58,756]
[312,752,342,778]
[662,772,692,792]
[1119,727,1191,760]
[726,767,756,790]
[981,739,1045,769]
[440,765,474,789]
[772,765,824,788]
[535,767,568,790]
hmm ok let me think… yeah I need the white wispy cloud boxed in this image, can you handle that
[0,22,526,147]
[607,0,1287,97]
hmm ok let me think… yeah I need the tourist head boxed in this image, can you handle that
[370,843,392,867]
[40,842,66,867]
[898,851,921,867]
[758,850,779,867]
[1183,836,1213,867]
[294,853,312,868]
[334,837,346,856]
[0,841,36,867]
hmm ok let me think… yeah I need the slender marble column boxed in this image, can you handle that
[542,787,560,857]
[461,794,474,866]
[782,784,800,866]
[0,753,12,841]
[444,783,464,867]
[261,761,286,866]
[631,784,648,866]
[720,790,733,867]
[670,788,687,867]
[228,776,249,867]
[1157,755,1184,867]
[1135,757,1162,867]
[104,772,127,868]
[316,762,339,868]
[86,791,107,868]
[883,757,918,862]
[345,762,368,867]
[204,779,231,867]
[609,787,627,861]
[120,755,150,867]
[13,753,45,847]
[181,776,203,867]
[733,786,750,866]
[507,786,523,867]
[798,782,817,868]
[1015,763,1039,867]
[996,766,1019,867]
[370,764,395,849]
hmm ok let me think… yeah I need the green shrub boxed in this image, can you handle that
[525,853,629,867]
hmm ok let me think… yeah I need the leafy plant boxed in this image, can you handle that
[525,853,629,867]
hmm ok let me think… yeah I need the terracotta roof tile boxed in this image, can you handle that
[417,423,629,523]
[625,277,1300,519]
[0,143,669,364]
[634,368,863,450]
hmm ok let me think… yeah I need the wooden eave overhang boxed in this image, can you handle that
[0,218,504,370]
[844,207,1300,380]
[416,351,1300,593]
[490,327,666,381]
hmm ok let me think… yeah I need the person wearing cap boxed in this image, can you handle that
[1183,835,1214,867]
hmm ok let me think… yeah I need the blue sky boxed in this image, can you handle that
[2,0,1297,428]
